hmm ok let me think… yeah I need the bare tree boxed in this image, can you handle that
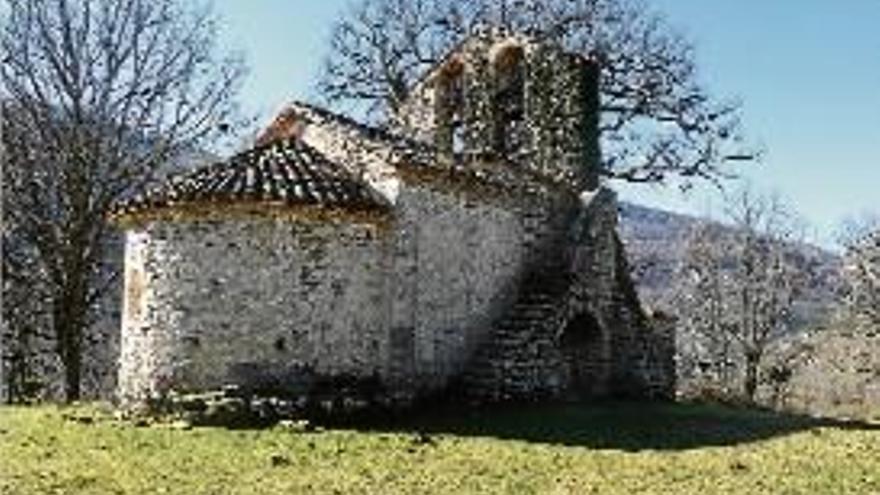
[676,221,737,397]
[838,213,880,329]
[1,0,248,401]
[677,187,811,402]
[837,212,880,248]
[318,0,756,186]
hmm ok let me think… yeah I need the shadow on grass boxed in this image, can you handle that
[343,400,880,452]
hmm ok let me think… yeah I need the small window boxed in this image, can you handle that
[491,45,526,157]
[434,58,466,155]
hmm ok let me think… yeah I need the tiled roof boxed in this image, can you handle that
[112,138,388,217]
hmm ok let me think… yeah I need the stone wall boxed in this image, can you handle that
[279,96,591,397]
[455,187,676,402]
[542,188,674,399]
[387,181,570,393]
[115,181,572,404]
[115,175,583,405]
[117,216,389,404]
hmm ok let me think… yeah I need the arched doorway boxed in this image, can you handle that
[559,311,607,397]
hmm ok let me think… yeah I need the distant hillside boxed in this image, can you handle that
[617,201,843,329]
[617,202,700,310]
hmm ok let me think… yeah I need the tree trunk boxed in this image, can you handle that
[744,351,760,403]
[62,334,82,401]
[55,273,89,402]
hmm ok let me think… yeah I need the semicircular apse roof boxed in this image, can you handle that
[111,138,389,220]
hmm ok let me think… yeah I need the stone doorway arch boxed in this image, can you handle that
[559,311,609,397]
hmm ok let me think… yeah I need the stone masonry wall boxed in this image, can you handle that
[518,187,674,399]
[388,183,532,393]
[118,216,389,404]
[559,189,619,396]
[564,190,675,398]
[457,187,675,402]
[116,185,573,404]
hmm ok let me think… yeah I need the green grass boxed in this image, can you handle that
[1,402,879,494]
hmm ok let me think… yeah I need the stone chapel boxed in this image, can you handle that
[110,29,675,406]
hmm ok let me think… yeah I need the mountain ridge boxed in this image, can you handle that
[617,201,842,327]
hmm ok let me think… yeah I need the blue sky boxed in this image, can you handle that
[215,1,879,247]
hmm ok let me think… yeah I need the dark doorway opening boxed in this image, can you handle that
[560,312,606,397]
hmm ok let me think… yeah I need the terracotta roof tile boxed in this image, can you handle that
[112,138,388,217]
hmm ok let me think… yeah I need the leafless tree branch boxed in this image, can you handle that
[2,0,249,401]
[317,0,759,186]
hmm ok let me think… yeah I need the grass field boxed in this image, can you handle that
[1,402,878,494]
